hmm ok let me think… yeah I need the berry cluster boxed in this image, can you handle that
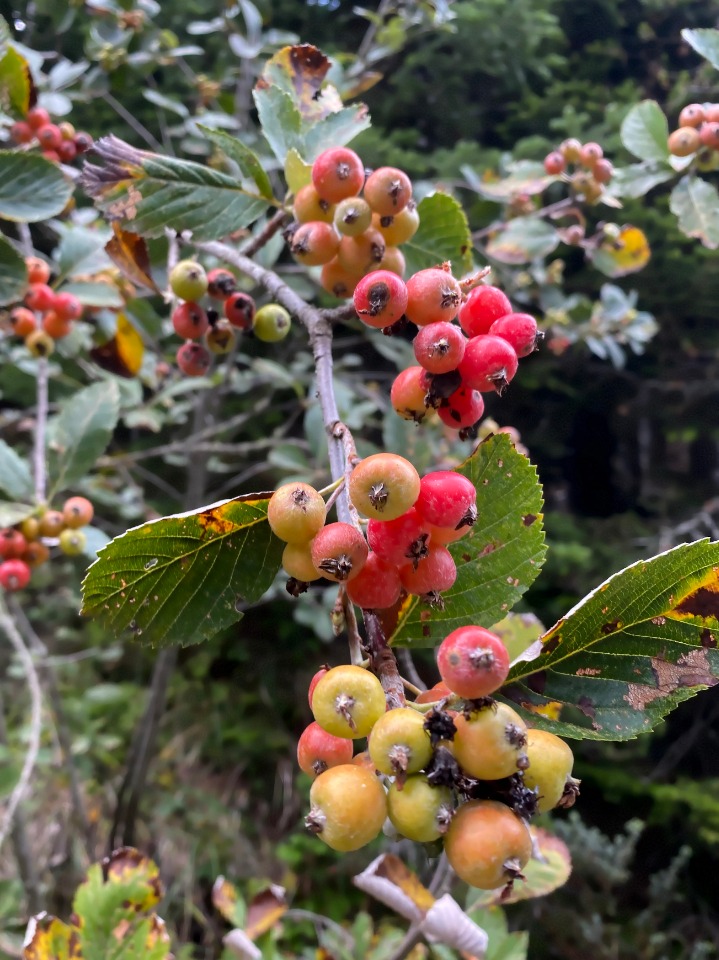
[168,259,292,377]
[299,627,578,890]
[352,272,538,437]
[543,138,614,204]
[0,496,94,592]
[268,456,479,605]
[668,103,719,156]
[10,105,93,165]
[4,256,84,357]
[290,146,418,298]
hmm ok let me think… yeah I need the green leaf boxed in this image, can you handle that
[669,176,719,249]
[0,151,73,222]
[0,439,33,501]
[620,100,669,162]
[83,136,272,242]
[0,45,31,116]
[389,434,546,648]
[681,27,719,69]
[401,193,472,277]
[198,124,275,199]
[0,502,34,526]
[464,907,528,960]
[253,85,303,164]
[506,539,719,740]
[608,161,674,200]
[0,234,27,306]
[486,217,559,264]
[468,160,553,201]
[81,493,284,648]
[58,280,124,308]
[303,103,372,161]
[47,381,120,496]
[284,147,312,193]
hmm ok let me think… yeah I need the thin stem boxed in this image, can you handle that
[240,209,292,258]
[363,609,405,710]
[340,588,364,666]
[0,596,43,855]
[100,92,162,150]
[33,358,49,504]
[397,649,426,691]
[472,196,575,242]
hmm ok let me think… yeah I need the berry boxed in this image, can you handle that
[453,702,527,779]
[559,138,582,162]
[415,681,452,704]
[399,544,456,596]
[206,268,237,299]
[363,166,412,217]
[374,202,419,245]
[0,528,27,559]
[224,291,256,330]
[169,260,208,301]
[543,151,565,175]
[176,342,211,377]
[0,559,31,591]
[444,800,532,889]
[53,293,82,323]
[437,626,510,700]
[9,307,37,338]
[306,763,386,851]
[27,107,51,130]
[59,122,76,141]
[376,244,406,277]
[367,507,431,567]
[253,304,291,342]
[700,122,719,150]
[20,517,40,541]
[679,103,705,128]
[489,312,539,358]
[311,664,386,738]
[522,729,575,813]
[579,141,603,168]
[25,330,54,357]
[458,285,512,338]
[413,322,466,374]
[282,540,322,582]
[387,775,453,842]
[405,268,462,327]
[564,224,586,245]
[172,302,209,339]
[205,321,236,354]
[25,283,56,312]
[25,257,51,285]
[290,221,340,266]
[297,721,354,777]
[37,124,62,151]
[293,184,335,224]
[458,334,519,394]
[311,522,368,582]
[42,311,72,339]
[59,528,87,556]
[24,542,50,568]
[311,147,365,204]
[345,552,402,609]
[592,158,614,184]
[320,258,360,299]
[368,707,433,777]
[438,385,485,430]
[349,452,420,521]
[337,229,386,275]
[353,271,408,329]
[334,197,373,237]
[268,482,326,544]
[73,132,93,154]
[39,510,65,538]
[391,366,432,423]
[10,121,33,144]
[58,141,77,163]
[308,666,330,708]
[62,496,94,528]
[415,470,477,529]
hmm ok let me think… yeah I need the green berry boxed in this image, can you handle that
[253,304,291,342]
[169,260,208,301]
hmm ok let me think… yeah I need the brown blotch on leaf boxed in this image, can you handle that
[527,671,547,695]
[522,514,537,526]
[577,696,596,720]
[542,635,561,655]
[601,619,621,635]
[624,648,718,710]
[676,584,719,620]
[198,509,236,537]
[701,628,717,648]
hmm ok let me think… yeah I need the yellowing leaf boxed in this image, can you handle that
[105,224,159,292]
[212,877,246,928]
[90,313,144,378]
[23,914,78,960]
[245,886,287,940]
[103,847,163,912]
[258,44,340,120]
[285,148,312,194]
[591,225,651,276]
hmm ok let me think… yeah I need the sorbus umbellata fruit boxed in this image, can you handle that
[352,271,408,329]
[253,304,291,342]
[27,107,51,130]
[9,307,37,338]
[334,197,373,237]
[363,166,413,217]
[207,267,237,299]
[0,558,31,591]
[169,260,208,301]
[345,552,402,609]
[172,302,209,339]
[337,229,386,275]
[268,482,326,544]
[399,544,457,596]
[405,268,462,327]
[458,285,512,338]
[444,799,532,889]
[224,291,256,330]
[311,664,386,738]
[25,283,56,313]
[453,701,527,779]
[391,366,431,423]
[368,706,433,777]
[62,496,94,528]
[311,522,368,582]
[458,334,519,394]
[413,322,467,374]
[374,203,420,246]
[679,103,705,128]
[489,312,539,358]
[367,507,431,567]
[437,626,510,700]
[290,221,340,266]
[59,528,87,556]
[297,721,354,778]
[42,311,72,339]
[415,470,476,529]
[311,147,365,204]
[282,540,322,582]
[176,342,211,377]
[293,183,336,224]
[543,151,565,175]
[26,257,51,285]
[668,127,701,156]
[437,385,485,430]
[522,729,576,812]
[0,528,27,559]
[306,763,386,851]
[387,775,453,842]
[205,321,236,353]
[348,452,420,521]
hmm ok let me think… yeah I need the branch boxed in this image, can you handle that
[363,609,405,710]
[0,596,43,855]
[33,357,49,504]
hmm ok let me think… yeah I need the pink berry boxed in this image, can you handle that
[399,544,457,596]
[543,151,566,175]
[224,291,256,330]
[437,386,485,430]
[415,471,477,529]
[297,721,354,778]
[312,147,365,204]
[367,508,431,567]
[53,292,83,321]
[176,342,211,377]
[437,626,510,699]
[172,302,209,339]
[363,166,413,217]
[458,285,512,338]
[405,268,462,327]
[458,335,519,394]
[413,322,467,374]
[353,271,408,329]
[0,559,31,591]
[25,283,56,312]
[311,522,368,582]
[488,312,539,358]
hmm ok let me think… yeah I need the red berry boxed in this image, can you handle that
[405,268,462,327]
[311,147,365,204]
[42,310,73,339]
[700,122,719,150]
[543,151,565,175]
[399,544,456,596]
[336,229,386,275]
[172,302,209,339]
[42,150,60,164]
[458,285,512,338]
[53,292,83,321]
[63,496,94,528]
[489,312,539,358]
[25,257,51,285]
[353,271,408,329]
[437,626,510,700]
[458,334,519,394]
[176,342,211,377]
[310,522,368,582]
[308,666,330,708]
[413,321,466,374]
[10,121,33,144]
[26,107,51,130]
[207,268,237,299]
[437,385,485,430]
[415,470,477,529]
[0,528,27,559]
[579,141,603,168]
[297,721,354,778]
[57,140,78,163]
[73,132,93,153]
[25,283,56,312]
[363,166,412,217]
[346,552,403,609]
[391,366,432,423]
[0,558,31,591]
[592,158,614,184]
[37,124,62,151]
[367,507,431,567]
[290,220,340,266]
[224,291,256,330]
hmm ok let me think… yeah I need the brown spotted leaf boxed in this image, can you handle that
[105,223,159,292]
[23,914,78,960]
[245,886,287,940]
[257,44,338,120]
[505,539,719,740]
[212,876,247,928]
[388,433,546,648]
[81,494,283,648]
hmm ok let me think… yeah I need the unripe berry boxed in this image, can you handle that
[453,702,528,779]
[206,268,237,299]
[0,558,31,591]
[9,307,37,338]
[438,385,485,430]
[337,229,386,275]
[489,312,539,358]
[176,342,211,377]
[522,729,575,812]
[368,707,433,776]
[224,291,256,330]
[349,452,420,521]
[306,763,386,851]
[311,147,365,204]
[437,626,510,700]
[458,334,519,394]
[172,302,209,339]
[559,137,582,163]
[290,220,340,266]
[25,329,55,357]
[59,122,76,141]
[268,482,326,544]
[20,517,40,541]
[312,664,386,738]
[59,528,87,556]
[253,304,291,342]
[169,260,208,301]
[399,544,456,596]
[444,800,532,889]
[334,197,373,237]
[405,268,462,327]
[579,141,603,168]
[38,510,65,538]
[297,721,354,777]
[458,285,512,338]
[62,496,94,528]
[415,471,477,529]
[25,257,51,285]
[363,166,413,217]
[353,271,408,329]
[205,320,236,354]
[311,521,368,582]
[374,202,419,245]
[679,103,705,128]
[413,322,466,374]
[543,151,565,175]
[320,258,360,299]
[282,540,322,582]
[345,552,402,609]
[391,366,432,423]
[293,183,336,224]
[387,775,453,842]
